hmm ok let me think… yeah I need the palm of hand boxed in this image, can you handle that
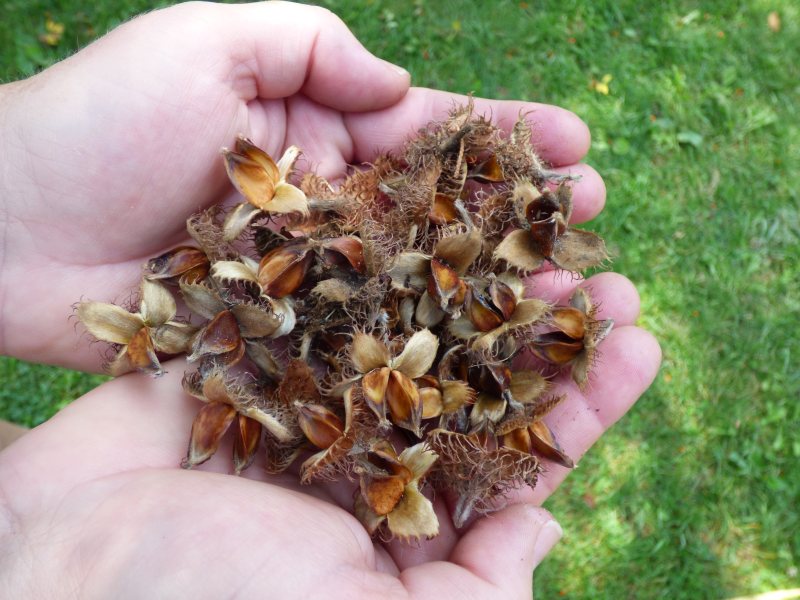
[0,367,553,598]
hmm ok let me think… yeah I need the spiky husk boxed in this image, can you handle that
[428,429,541,527]
[75,102,616,540]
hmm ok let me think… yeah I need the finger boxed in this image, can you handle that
[345,87,591,167]
[524,271,642,327]
[511,326,661,505]
[400,505,560,599]
[451,505,561,577]
[549,163,607,224]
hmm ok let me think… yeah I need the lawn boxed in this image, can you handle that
[1,0,798,597]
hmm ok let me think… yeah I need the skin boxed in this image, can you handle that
[0,2,661,598]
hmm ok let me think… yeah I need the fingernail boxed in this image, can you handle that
[532,520,563,567]
[382,59,410,78]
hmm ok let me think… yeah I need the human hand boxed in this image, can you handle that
[0,296,659,599]
[0,1,599,371]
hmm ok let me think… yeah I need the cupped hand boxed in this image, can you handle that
[0,282,659,598]
[0,1,599,371]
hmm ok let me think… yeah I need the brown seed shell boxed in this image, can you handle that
[297,403,345,450]
[529,421,574,468]
[386,370,422,434]
[489,278,518,321]
[257,244,313,298]
[222,149,277,210]
[233,415,262,475]
[468,154,504,183]
[182,401,237,469]
[429,193,459,225]
[146,246,209,282]
[531,332,584,365]
[428,257,462,308]
[126,326,162,375]
[188,310,243,364]
[362,367,392,422]
[465,287,505,333]
[551,307,587,340]
[502,426,532,453]
[321,236,366,274]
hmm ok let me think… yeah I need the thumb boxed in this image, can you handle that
[133,1,411,113]
[450,504,562,598]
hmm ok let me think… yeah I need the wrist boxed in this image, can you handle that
[0,83,14,357]
[0,79,32,358]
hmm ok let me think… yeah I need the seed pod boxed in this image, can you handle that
[488,278,518,321]
[221,140,309,240]
[551,307,587,340]
[146,246,210,283]
[257,243,313,298]
[529,421,574,468]
[188,310,245,365]
[467,153,504,183]
[385,369,422,435]
[465,286,505,332]
[428,257,463,308]
[501,426,532,453]
[359,444,414,516]
[362,366,392,423]
[182,401,237,469]
[530,331,584,365]
[233,415,262,475]
[126,326,161,374]
[526,195,564,259]
[296,403,345,450]
[321,236,366,274]
[429,192,459,224]
[417,375,444,419]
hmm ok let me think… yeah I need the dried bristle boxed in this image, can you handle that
[495,395,565,436]
[276,359,321,406]
[477,190,516,244]
[494,115,548,184]
[187,206,237,261]
[342,277,393,331]
[262,430,304,474]
[428,429,541,527]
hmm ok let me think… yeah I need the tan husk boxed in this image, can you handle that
[354,442,439,540]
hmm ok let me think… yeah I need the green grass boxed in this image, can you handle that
[2,0,798,597]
